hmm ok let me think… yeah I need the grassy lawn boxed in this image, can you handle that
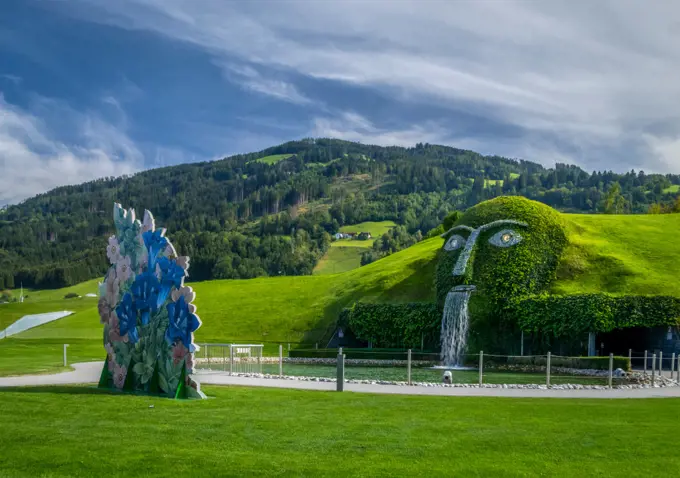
[313,246,364,275]
[0,385,677,477]
[663,184,680,194]
[0,338,102,376]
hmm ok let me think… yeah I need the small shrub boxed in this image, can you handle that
[64,292,79,299]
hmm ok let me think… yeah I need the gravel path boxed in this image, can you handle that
[2,362,680,399]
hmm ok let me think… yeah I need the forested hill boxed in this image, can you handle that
[1,138,679,290]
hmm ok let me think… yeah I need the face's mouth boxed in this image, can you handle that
[452,285,476,292]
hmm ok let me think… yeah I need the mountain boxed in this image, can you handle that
[1,138,679,289]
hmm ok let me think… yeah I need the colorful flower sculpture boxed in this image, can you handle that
[98,203,204,399]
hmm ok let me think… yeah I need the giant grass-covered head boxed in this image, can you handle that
[435,197,568,349]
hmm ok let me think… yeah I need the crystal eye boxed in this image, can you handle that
[444,234,466,251]
[489,229,522,248]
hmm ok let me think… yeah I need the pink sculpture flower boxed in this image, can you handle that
[142,210,155,234]
[105,343,116,372]
[171,286,195,305]
[116,255,133,283]
[164,243,177,259]
[108,313,129,343]
[175,256,190,271]
[104,269,120,310]
[172,343,188,365]
[113,363,127,389]
[185,352,194,373]
[106,236,122,264]
[98,297,111,324]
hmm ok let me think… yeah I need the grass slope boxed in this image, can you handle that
[0,238,440,374]
[313,246,363,275]
[554,213,680,296]
[0,386,678,477]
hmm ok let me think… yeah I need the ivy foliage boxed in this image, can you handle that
[340,303,440,349]
[512,294,680,337]
[435,196,568,307]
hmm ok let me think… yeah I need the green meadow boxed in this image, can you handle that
[3,212,680,375]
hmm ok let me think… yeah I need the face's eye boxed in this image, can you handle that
[444,234,466,251]
[489,229,522,248]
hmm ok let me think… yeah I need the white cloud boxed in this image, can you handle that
[67,0,680,172]
[0,95,143,206]
[311,112,450,147]
[218,62,312,105]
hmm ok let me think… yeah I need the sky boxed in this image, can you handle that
[1,0,680,205]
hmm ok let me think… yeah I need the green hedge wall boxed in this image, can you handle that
[340,303,441,349]
[513,294,680,337]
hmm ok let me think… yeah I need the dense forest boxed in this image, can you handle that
[2,138,680,289]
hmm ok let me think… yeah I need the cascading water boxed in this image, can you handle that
[440,285,475,367]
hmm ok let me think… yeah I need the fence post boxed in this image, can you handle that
[659,351,663,376]
[63,344,68,367]
[546,352,551,386]
[315,342,318,350]
[644,350,647,374]
[407,349,412,385]
[651,354,656,386]
[222,345,226,372]
[479,351,484,385]
[628,349,632,364]
[287,343,290,352]
[520,331,524,356]
[608,353,613,389]
[336,351,345,392]
[279,344,283,377]
[671,353,675,378]
[677,354,680,382]
[230,345,234,374]
[421,333,424,351]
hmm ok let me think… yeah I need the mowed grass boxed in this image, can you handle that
[313,246,363,275]
[0,386,678,477]
[663,184,680,194]
[554,213,680,295]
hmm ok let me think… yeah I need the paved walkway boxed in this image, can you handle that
[2,363,680,398]
[0,362,103,387]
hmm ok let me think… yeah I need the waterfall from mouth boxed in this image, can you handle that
[440,287,474,367]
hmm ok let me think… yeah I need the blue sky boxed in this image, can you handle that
[1,0,680,205]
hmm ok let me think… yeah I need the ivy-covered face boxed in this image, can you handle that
[435,196,568,309]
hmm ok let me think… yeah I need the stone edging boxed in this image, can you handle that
[198,371,680,390]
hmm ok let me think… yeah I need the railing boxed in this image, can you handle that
[193,346,680,390]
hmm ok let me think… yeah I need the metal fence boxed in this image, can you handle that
[193,346,680,389]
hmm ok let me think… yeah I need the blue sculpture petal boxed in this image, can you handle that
[116,293,139,344]
[142,229,168,270]
[165,296,200,349]
[131,272,161,324]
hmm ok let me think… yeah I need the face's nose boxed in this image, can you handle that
[452,229,480,277]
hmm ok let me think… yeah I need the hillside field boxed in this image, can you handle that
[3,211,680,375]
[313,220,397,275]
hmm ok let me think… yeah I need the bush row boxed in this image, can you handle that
[339,302,441,350]
[513,294,680,336]
[484,355,631,371]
